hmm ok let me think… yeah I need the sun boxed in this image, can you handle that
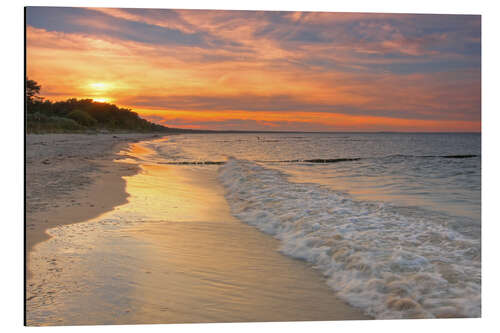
[87,82,113,103]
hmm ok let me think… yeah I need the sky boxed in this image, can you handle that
[26,7,481,132]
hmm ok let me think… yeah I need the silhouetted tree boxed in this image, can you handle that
[67,109,98,126]
[26,78,41,104]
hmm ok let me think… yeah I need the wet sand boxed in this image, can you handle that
[26,137,369,325]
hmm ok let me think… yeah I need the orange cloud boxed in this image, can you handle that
[136,109,479,132]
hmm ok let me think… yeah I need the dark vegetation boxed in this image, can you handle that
[26,78,176,133]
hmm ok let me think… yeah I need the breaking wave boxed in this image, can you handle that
[218,158,481,319]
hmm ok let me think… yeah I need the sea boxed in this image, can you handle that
[145,132,481,318]
[27,132,481,324]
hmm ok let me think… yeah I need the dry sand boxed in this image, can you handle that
[25,133,166,277]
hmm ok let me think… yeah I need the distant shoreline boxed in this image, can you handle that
[26,129,482,135]
[162,130,482,134]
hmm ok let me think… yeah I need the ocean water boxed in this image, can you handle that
[142,132,481,319]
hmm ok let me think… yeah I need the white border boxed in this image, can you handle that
[2,0,499,332]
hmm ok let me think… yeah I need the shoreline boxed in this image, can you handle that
[26,135,370,324]
[26,133,166,278]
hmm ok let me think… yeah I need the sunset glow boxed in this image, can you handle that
[26,7,481,132]
[88,82,111,91]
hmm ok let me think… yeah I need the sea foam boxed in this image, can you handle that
[218,158,480,319]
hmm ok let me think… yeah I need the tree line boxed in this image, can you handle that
[26,78,169,133]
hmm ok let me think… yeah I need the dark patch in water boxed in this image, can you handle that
[160,161,226,165]
[300,158,362,163]
[440,155,478,159]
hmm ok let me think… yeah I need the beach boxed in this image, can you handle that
[26,134,369,325]
[25,133,481,323]
[26,133,163,276]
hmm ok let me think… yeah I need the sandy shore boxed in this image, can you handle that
[26,134,369,325]
[26,133,165,277]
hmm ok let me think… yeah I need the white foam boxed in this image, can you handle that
[218,158,481,319]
